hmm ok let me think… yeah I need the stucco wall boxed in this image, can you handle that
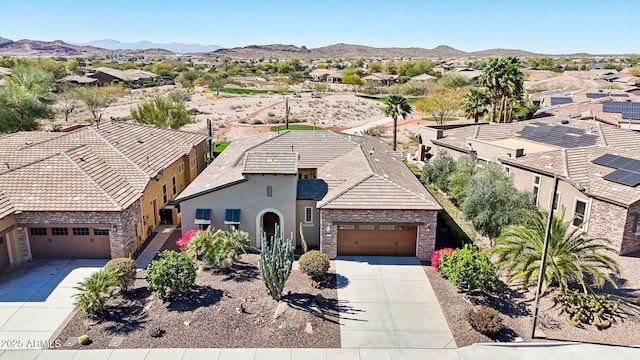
[180,174,298,247]
[319,209,437,261]
[296,199,320,247]
[15,201,141,259]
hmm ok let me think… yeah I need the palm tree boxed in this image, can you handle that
[461,89,490,122]
[479,57,523,123]
[382,95,412,151]
[479,57,505,123]
[492,208,619,294]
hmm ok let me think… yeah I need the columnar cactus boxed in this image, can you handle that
[259,225,294,300]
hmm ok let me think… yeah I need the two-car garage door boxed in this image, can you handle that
[337,223,417,256]
[28,226,111,259]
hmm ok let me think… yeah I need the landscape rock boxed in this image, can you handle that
[305,322,313,334]
[273,302,288,320]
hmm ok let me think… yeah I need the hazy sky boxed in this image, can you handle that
[1,0,638,54]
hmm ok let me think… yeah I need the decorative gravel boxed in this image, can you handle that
[55,252,340,349]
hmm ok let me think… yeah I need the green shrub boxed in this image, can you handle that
[439,244,499,292]
[421,150,456,192]
[145,250,196,301]
[73,270,118,318]
[299,250,330,280]
[104,258,137,293]
[259,225,294,300]
[466,306,503,335]
[203,229,251,269]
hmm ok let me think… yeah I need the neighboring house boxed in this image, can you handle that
[177,130,441,261]
[411,73,437,82]
[0,121,207,263]
[420,117,640,255]
[327,70,344,84]
[0,193,20,271]
[309,69,337,82]
[86,67,158,86]
[361,72,400,86]
[58,74,98,86]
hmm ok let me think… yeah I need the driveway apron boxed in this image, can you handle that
[336,256,456,349]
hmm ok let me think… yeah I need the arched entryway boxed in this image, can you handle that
[255,208,284,247]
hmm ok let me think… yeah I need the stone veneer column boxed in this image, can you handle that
[16,227,31,261]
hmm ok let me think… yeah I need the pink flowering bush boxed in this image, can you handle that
[430,248,455,271]
[176,229,204,251]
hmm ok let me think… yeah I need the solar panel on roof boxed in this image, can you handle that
[620,159,640,172]
[592,153,619,167]
[604,169,640,187]
[587,93,608,99]
[612,93,629,97]
[609,156,636,169]
[550,97,573,105]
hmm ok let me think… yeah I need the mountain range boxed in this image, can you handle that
[74,39,222,54]
[0,36,613,59]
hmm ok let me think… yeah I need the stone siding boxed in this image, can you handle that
[15,200,142,259]
[621,201,640,255]
[319,209,437,261]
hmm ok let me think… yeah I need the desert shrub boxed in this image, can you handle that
[421,150,456,192]
[148,326,165,338]
[430,248,455,271]
[466,306,503,335]
[361,124,388,137]
[73,270,118,318]
[299,250,330,280]
[176,229,205,252]
[145,250,196,301]
[203,229,251,269]
[439,244,499,292]
[185,229,215,261]
[259,225,294,300]
[104,258,137,293]
[167,89,191,103]
[559,288,620,329]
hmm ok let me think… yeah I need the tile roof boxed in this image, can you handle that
[0,121,207,212]
[178,130,441,211]
[430,116,640,206]
[0,192,13,219]
[243,151,298,174]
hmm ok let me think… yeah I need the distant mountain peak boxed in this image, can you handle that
[78,39,222,53]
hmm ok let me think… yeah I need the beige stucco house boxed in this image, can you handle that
[420,117,640,255]
[176,130,441,261]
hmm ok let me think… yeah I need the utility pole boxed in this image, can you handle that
[285,98,290,130]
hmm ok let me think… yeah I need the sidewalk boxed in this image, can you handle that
[135,225,176,269]
[0,343,638,360]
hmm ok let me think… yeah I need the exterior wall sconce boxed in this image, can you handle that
[112,224,118,233]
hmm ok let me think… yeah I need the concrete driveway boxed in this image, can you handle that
[0,259,106,349]
[336,256,456,349]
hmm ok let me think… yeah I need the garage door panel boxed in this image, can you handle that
[337,223,417,256]
[29,227,110,259]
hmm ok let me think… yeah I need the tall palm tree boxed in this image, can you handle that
[492,208,619,294]
[461,89,490,122]
[382,95,412,151]
[479,57,505,123]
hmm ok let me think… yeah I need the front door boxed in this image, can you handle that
[262,212,280,241]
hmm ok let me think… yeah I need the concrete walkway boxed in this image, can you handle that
[335,256,456,349]
[135,225,176,269]
[1,343,638,359]
[0,259,106,349]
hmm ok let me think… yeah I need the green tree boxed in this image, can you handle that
[461,88,491,122]
[0,66,55,133]
[479,57,524,123]
[342,68,363,94]
[415,88,462,124]
[448,155,476,204]
[493,208,619,294]
[75,86,121,123]
[421,149,456,191]
[461,163,535,243]
[382,94,412,151]
[367,61,382,73]
[437,73,472,89]
[130,96,192,129]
